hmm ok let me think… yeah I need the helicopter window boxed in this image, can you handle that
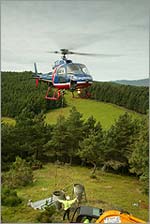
[79,64,90,75]
[67,64,90,75]
[67,64,82,74]
[57,66,65,75]
[57,66,67,83]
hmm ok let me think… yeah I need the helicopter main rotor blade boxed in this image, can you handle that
[47,49,122,57]
[47,50,60,54]
[68,51,122,57]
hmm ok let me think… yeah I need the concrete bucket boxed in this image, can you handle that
[73,183,86,202]
[52,190,66,210]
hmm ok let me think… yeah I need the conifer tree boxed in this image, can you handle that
[129,116,149,193]
[78,126,104,174]
[45,115,68,161]
[104,112,139,172]
[65,107,84,164]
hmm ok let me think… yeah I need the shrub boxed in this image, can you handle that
[1,186,22,206]
[36,205,56,223]
[3,156,33,188]
[29,159,43,170]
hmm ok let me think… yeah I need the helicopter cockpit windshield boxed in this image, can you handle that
[67,64,90,75]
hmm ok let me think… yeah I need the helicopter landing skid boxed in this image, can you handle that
[45,87,61,101]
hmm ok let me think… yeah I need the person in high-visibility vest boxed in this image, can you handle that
[58,196,77,221]
[83,217,90,223]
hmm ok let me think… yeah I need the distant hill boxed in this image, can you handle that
[112,78,149,87]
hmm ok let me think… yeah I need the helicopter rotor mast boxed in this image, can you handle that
[60,49,72,60]
[50,49,72,60]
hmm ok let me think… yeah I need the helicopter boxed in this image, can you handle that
[33,49,95,101]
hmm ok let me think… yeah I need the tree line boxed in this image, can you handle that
[81,81,149,114]
[1,71,65,117]
[2,107,148,194]
[1,72,149,118]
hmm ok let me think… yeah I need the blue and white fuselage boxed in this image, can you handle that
[34,60,93,90]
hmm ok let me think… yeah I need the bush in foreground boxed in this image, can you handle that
[36,205,56,223]
[2,186,22,206]
[2,156,33,188]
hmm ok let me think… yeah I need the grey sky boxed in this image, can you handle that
[1,0,149,81]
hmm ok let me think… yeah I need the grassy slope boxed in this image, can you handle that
[1,164,148,223]
[45,92,142,129]
[1,117,16,126]
[1,94,147,223]
[2,93,142,129]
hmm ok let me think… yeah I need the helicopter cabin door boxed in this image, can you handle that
[56,65,68,83]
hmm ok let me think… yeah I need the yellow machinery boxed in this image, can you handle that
[96,209,146,223]
[70,206,146,223]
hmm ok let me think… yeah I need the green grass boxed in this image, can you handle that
[1,117,16,126]
[2,164,149,223]
[1,93,143,130]
[45,92,143,129]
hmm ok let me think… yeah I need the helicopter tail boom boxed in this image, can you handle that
[33,62,39,87]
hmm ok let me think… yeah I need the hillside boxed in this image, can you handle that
[1,164,149,223]
[2,72,148,118]
[2,90,143,130]
[45,92,143,130]
[112,78,149,87]
[1,72,149,223]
